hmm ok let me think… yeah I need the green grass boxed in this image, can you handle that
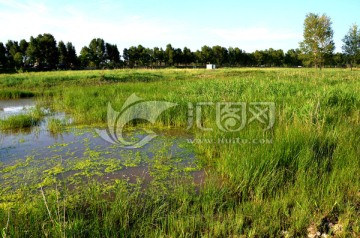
[0,68,359,237]
[47,118,66,134]
[0,107,45,130]
[0,114,35,129]
[0,90,35,99]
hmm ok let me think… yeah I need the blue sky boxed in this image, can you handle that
[0,0,359,53]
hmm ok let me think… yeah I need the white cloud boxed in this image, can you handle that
[0,1,303,53]
[195,27,303,51]
[208,27,301,41]
[0,1,192,52]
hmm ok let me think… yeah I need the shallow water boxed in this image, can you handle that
[0,99,203,190]
[0,98,35,119]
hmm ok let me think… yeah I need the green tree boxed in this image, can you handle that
[165,44,174,66]
[19,39,28,54]
[79,46,91,67]
[299,13,335,69]
[124,45,152,67]
[173,48,182,66]
[228,47,236,66]
[268,48,284,67]
[194,50,202,66]
[26,36,38,67]
[122,48,130,67]
[26,34,58,69]
[332,52,346,68]
[228,47,245,66]
[284,49,302,67]
[13,52,23,68]
[58,41,78,69]
[246,52,256,66]
[153,47,164,66]
[212,45,228,67]
[182,47,194,66]
[342,23,360,70]
[19,39,28,66]
[39,33,58,69]
[58,41,67,68]
[66,42,78,68]
[138,45,151,66]
[0,42,6,68]
[199,45,214,65]
[5,40,20,67]
[105,43,120,67]
[126,46,139,67]
[5,40,28,68]
[254,50,264,66]
[262,49,271,66]
[88,38,106,68]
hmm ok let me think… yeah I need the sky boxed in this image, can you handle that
[0,0,359,54]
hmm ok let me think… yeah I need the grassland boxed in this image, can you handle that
[0,68,359,237]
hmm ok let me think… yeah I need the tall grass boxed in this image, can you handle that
[0,68,359,237]
[0,114,35,130]
[47,118,66,134]
[0,90,34,99]
[0,106,45,130]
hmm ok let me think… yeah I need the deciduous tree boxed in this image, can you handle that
[342,23,360,70]
[300,13,334,69]
[88,38,106,68]
[26,33,58,69]
[66,42,78,68]
[105,43,120,67]
[0,42,6,68]
[58,41,67,68]
[165,44,174,66]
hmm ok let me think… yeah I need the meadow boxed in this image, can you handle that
[0,68,359,237]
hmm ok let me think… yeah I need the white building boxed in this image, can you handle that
[206,64,216,70]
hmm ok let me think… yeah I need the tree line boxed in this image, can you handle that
[0,13,359,72]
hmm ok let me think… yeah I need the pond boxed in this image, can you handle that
[0,99,204,191]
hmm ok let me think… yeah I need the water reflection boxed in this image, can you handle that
[0,98,35,119]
